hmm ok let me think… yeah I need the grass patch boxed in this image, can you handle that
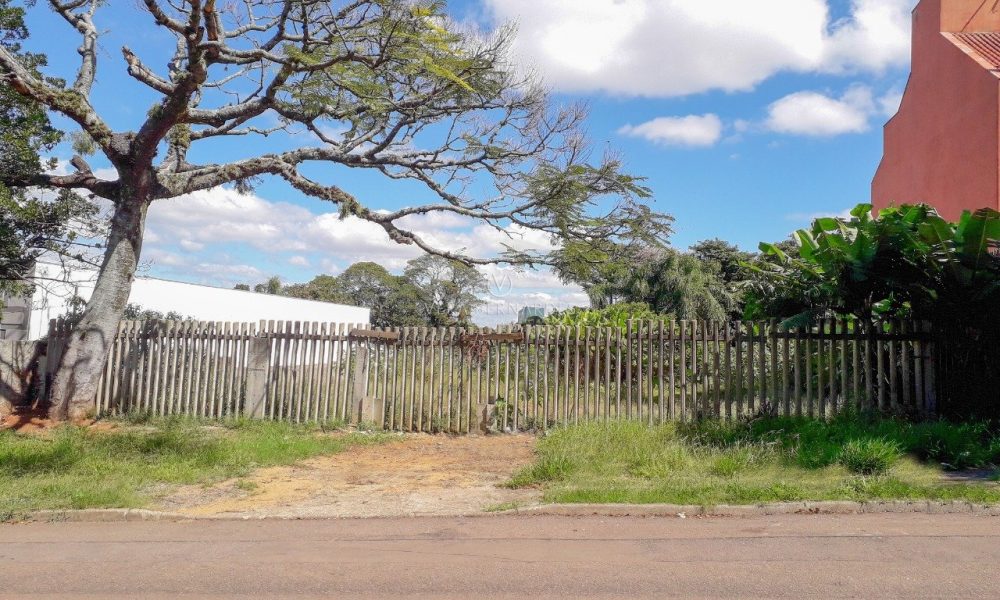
[0,416,386,520]
[234,479,259,492]
[838,438,902,475]
[508,416,1000,506]
[483,500,523,513]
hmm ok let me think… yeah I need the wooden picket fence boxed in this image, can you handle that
[365,319,936,432]
[41,318,937,432]
[43,320,370,421]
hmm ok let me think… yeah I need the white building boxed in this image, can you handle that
[0,261,370,341]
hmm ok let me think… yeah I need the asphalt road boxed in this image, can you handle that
[2,513,999,599]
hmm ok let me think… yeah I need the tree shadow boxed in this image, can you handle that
[0,340,46,411]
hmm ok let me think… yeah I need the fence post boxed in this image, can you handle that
[923,321,938,415]
[353,342,371,423]
[243,322,270,419]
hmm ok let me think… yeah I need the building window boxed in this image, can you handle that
[0,329,6,340]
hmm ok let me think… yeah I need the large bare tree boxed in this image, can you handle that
[0,0,669,420]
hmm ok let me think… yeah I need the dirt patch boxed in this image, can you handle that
[0,408,114,434]
[157,434,540,518]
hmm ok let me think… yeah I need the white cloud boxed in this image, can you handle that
[143,187,584,325]
[146,187,315,251]
[178,239,205,252]
[764,85,874,136]
[618,114,723,147]
[823,0,914,75]
[188,262,266,281]
[878,87,904,117]
[784,207,855,222]
[138,248,265,288]
[485,0,915,97]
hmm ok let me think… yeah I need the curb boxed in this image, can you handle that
[17,501,1000,523]
[24,509,201,523]
[510,501,1000,518]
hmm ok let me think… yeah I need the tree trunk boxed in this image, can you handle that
[47,195,148,421]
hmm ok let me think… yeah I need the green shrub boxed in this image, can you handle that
[907,421,1000,470]
[838,438,902,475]
[544,303,670,329]
[678,414,1000,472]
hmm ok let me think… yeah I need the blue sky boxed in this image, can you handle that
[24,0,917,323]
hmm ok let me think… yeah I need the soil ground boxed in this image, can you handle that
[156,433,540,518]
[0,408,110,433]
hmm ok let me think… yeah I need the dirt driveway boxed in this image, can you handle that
[157,434,540,518]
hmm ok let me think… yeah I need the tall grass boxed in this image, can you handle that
[508,416,1000,506]
[0,417,386,520]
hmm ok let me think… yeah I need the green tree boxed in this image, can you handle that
[550,207,674,308]
[331,263,425,327]
[121,303,187,322]
[689,239,754,284]
[0,1,664,420]
[282,274,341,302]
[554,241,737,321]
[614,249,734,321]
[252,276,283,296]
[751,204,1000,419]
[403,255,488,326]
[283,263,424,327]
[0,1,98,304]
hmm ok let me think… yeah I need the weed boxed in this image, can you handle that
[429,414,446,434]
[507,454,575,488]
[0,420,388,520]
[120,410,156,425]
[709,446,765,478]
[483,501,521,513]
[355,420,380,433]
[510,416,1000,506]
[838,439,902,475]
[234,479,259,492]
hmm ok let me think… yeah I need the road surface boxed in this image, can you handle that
[2,513,998,598]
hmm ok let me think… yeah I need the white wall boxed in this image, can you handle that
[26,262,370,340]
[27,262,100,340]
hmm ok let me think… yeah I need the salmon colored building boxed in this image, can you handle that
[872,0,1000,219]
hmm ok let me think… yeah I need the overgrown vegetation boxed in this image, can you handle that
[0,418,387,520]
[749,203,1000,325]
[508,416,1000,505]
[750,204,1000,419]
[544,303,669,328]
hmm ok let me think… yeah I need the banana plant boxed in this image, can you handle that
[754,204,1000,324]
